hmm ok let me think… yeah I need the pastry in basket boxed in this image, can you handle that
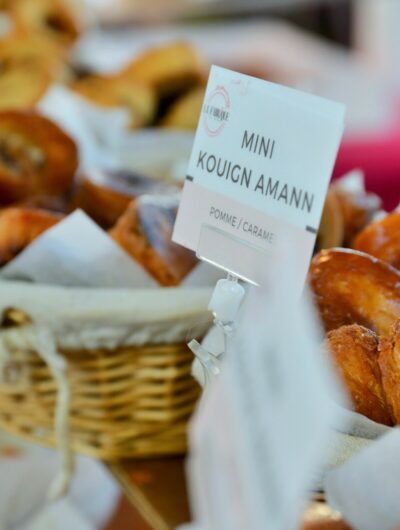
[332,180,381,247]
[73,169,181,228]
[72,74,156,128]
[352,211,400,270]
[0,207,62,265]
[109,196,198,286]
[378,319,400,424]
[161,87,205,130]
[121,41,206,98]
[0,110,78,203]
[8,0,79,45]
[324,324,393,426]
[317,188,345,251]
[309,248,400,337]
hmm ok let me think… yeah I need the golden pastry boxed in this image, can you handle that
[121,41,206,97]
[309,248,400,336]
[353,211,400,270]
[378,319,400,424]
[0,31,69,110]
[72,74,156,128]
[161,87,205,130]
[109,197,198,286]
[325,324,393,426]
[9,0,79,45]
[0,207,62,265]
[0,110,78,203]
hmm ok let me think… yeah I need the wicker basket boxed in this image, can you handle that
[0,283,211,462]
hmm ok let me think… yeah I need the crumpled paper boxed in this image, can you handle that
[325,428,400,530]
[1,210,157,288]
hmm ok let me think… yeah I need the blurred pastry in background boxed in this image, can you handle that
[72,74,156,128]
[352,211,400,270]
[121,41,207,98]
[0,110,78,203]
[332,179,381,247]
[109,196,197,286]
[161,87,205,130]
[316,188,345,251]
[8,0,79,46]
[324,324,393,426]
[73,169,180,228]
[0,26,72,111]
[316,175,381,252]
[0,207,62,265]
[309,248,400,337]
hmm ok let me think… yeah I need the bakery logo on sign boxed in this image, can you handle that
[203,85,230,137]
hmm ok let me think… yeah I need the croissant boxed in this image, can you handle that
[352,211,400,270]
[324,325,393,426]
[309,248,400,336]
[121,41,206,98]
[109,197,198,286]
[0,110,78,203]
[0,207,62,265]
[378,319,400,424]
[73,170,181,228]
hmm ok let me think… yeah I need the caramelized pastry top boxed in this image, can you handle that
[0,206,62,265]
[0,110,77,203]
[378,319,400,424]
[310,248,400,337]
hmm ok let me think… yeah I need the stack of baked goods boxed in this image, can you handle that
[0,0,207,129]
[310,204,400,426]
[0,108,201,285]
[0,0,213,285]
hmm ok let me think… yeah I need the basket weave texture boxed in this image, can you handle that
[0,335,200,460]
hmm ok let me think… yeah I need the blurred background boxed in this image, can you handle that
[71,0,400,210]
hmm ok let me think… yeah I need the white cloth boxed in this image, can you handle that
[325,428,400,530]
[0,445,118,530]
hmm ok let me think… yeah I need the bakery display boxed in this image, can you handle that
[352,211,400,269]
[0,207,62,265]
[109,196,198,286]
[310,248,400,337]
[0,110,78,202]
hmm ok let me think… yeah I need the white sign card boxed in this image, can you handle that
[186,259,346,530]
[173,66,345,285]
